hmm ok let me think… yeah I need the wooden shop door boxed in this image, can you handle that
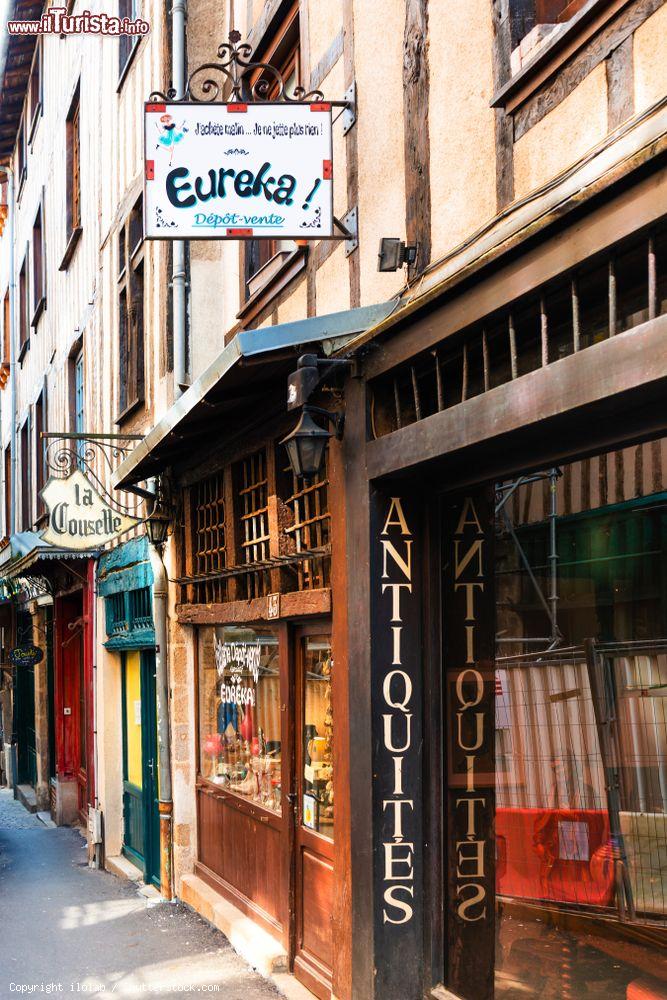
[121,650,160,886]
[59,593,88,825]
[292,628,334,1000]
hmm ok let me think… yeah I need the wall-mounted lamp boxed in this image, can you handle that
[282,355,350,480]
[377,237,418,272]
[145,478,172,547]
[281,405,344,481]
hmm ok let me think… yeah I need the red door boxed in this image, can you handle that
[55,566,95,827]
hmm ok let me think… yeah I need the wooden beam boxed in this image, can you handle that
[492,0,515,209]
[606,34,634,130]
[343,0,360,308]
[403,0,432,276]
[362,163,667,380]
[366,313,667,481]
[175,587,331,624]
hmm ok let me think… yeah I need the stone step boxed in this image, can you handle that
[15,785,38,813]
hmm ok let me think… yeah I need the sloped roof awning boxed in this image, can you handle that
[0,2,44,159]
[112,300,397,490]
[0,531,98,580]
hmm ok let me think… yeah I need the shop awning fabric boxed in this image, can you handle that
[0,531,97,580]
[112,300,398,490]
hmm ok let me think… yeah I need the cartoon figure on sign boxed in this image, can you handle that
[155,114,188,164]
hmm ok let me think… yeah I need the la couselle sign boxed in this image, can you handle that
[40,469,140,550]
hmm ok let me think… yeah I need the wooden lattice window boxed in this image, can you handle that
[66,88,81,236]
[235,449,270,600]
[282,458,331,590]
[117,197,145,420]
[192,471,227,604]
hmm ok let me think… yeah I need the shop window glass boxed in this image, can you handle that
[494,442,667,997]
[198,625,282,815]
[301,636,333,839]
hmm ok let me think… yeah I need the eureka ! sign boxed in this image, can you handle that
[144,102,334,239]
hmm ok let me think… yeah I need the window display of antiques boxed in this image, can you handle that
[200,626,282,815]
[302,638,334,837]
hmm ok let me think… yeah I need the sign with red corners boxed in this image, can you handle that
[144,102,334,240]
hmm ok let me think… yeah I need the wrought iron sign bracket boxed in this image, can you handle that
[341,81,357,135]
[340,207,359,257]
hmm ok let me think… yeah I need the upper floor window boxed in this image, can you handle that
[510,0,587,54]
[117,197,145,421]
[16,116,27,194]
[18,251,29,361]
[61,84,82,270]
[31,198,46,325]
[72,346,85,470]
[118,0,141,83]
[1,289,10,384]
[34,388,46,516]
[243,3,301,304]
[4,444,11,537]
[20,418,31,531]
[27,40,43,140]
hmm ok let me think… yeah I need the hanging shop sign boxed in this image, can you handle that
[9,644,44,668]
[371,494,423,1000]
[144,101,334,240]
[40,469,140,550]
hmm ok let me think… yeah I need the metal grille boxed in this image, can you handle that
[193,471,227,604]
[128,587,152,631]
[236,449,270,600]
[371,226,667,438]
[283,461,330,590]
[106,593,127,635]
[496,641,667,926]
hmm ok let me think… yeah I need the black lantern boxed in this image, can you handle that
[281,406,337,480]
[146,481,171,547]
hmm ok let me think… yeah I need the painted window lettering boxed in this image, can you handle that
[380,497,416,926]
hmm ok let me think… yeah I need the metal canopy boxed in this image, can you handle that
[112,300,397,489]
[0,531,98,580]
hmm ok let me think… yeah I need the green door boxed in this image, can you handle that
[121,650,160,886]
[15,610,37,788]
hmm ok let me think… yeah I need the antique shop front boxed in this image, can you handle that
[339,160,667,999]
[112,309,393,1000]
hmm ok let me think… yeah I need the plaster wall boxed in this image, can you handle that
[513,63,609,200]
[428,0,497,262]
[306,0,343,73]
[165,539,198,894]
[94,632,124,860]
[353,0,406,307]
[633,4,667,115]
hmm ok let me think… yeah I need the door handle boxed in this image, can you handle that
[147,759,155,777]
[286,792,297,803]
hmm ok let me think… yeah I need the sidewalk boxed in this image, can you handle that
[0,788,281,999]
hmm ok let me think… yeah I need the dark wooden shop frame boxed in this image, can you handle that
[193,613,335,998]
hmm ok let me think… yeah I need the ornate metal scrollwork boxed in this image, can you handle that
[150,29,325,104]
[43,434,144,520]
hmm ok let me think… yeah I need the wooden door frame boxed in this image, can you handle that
[120,649,161,885]
[290,619,334,1000]
[193,620,294,946]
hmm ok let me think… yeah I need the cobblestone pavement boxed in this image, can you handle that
[0,787,43,829]
[0,787,282,1000]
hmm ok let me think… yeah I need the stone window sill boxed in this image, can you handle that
[491,0,632,114]
[236,247,307,328]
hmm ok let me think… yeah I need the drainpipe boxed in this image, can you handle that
[149,539,173,900]
[0,166,16,535]
[171,0,187,397]
[0,166,17,791]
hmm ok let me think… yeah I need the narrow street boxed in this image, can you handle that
[0,790,281,999]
